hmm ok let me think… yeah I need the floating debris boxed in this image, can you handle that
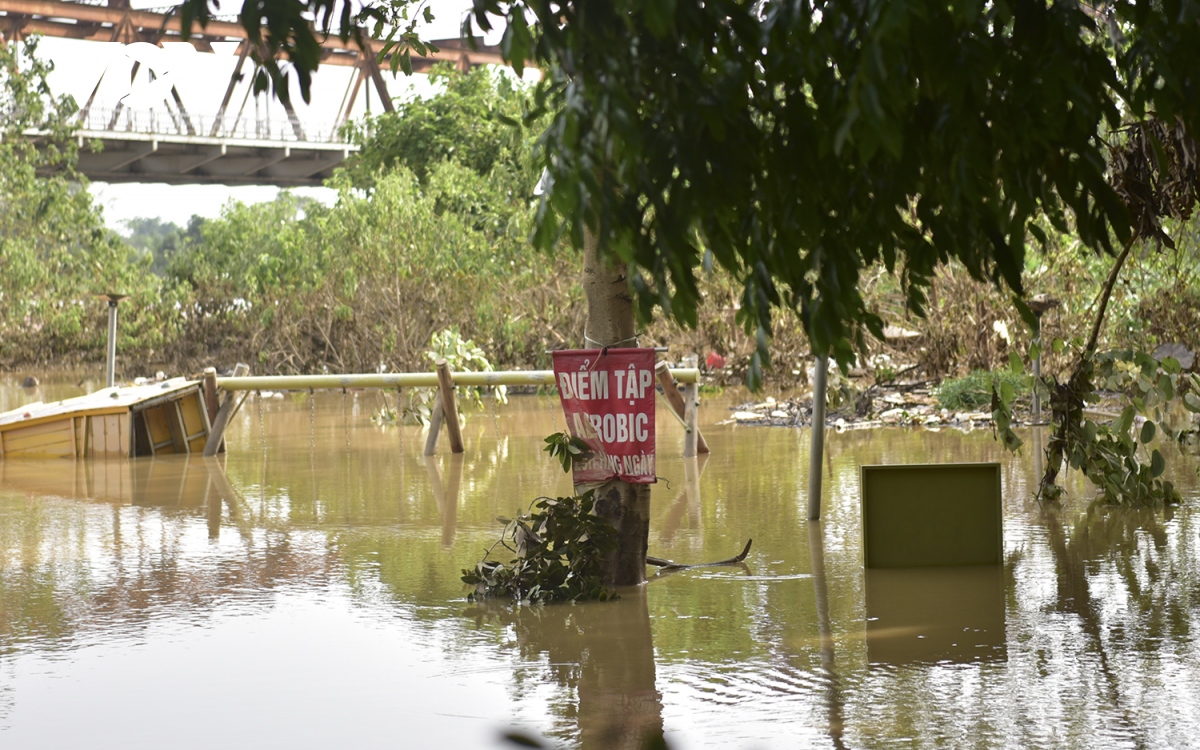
[723,381,1005,431]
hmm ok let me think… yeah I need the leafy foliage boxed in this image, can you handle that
[458,0,1200,389]
[0,39,168,364]
[935,369,1030,412]
[461,490,618,603]
[390,327,507,425]
[178,0,434,105]
[341,64,539,189]
[991,346,1200,506]
[542,430,591,473]
[428,326,508,405]
[122,216,206,277]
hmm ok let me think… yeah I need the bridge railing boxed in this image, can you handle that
[75,104,353,144]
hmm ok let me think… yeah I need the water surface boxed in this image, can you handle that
[2,376,1198,748]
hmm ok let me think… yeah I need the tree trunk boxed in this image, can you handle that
[1040,239,1135,499]
[581,230,650,587]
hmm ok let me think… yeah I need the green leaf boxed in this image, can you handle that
[1028,223,1047,245]
[1184,392,1200,412]
[1151,449,1166,478]
[1008,351,1023,375]
[644,0,677,37]
[1115,405,1135,435]
[1140,420,1156,444]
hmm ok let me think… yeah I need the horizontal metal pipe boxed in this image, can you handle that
[217,368,700,391]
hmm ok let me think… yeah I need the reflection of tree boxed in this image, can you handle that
[476,590,665,749]
[1038,503,1192,747]
[1052,503,1193,645]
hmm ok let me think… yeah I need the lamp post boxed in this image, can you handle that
[96,293,128,389]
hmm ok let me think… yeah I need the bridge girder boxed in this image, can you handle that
[4,0,516,187]
[0,0,506,70]
[32,129,357,187]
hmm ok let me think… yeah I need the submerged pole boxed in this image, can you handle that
[1032,313,1043,423]
[807,354,828,521]
[98,293,127,389]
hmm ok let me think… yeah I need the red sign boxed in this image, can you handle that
[552,348,657,484]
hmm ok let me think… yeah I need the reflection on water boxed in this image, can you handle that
[1,378,1199,749]
[864,566,1007,665]
[471,590,665,749]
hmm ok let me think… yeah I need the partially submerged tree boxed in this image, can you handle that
[176,0,1200,556]
[463,0,1200,506]
[1018,119,1200,503]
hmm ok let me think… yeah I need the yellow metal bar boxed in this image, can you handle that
[216,368,700,391]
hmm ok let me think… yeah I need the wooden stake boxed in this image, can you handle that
[203,363,249,457]
[655,361,710,455]
[435,359,465,454]
[202,368,219,426]
[681,354,700,458]
[423,397,444,457]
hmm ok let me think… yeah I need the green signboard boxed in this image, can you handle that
[865,565,1007,664]
[861,463,1003,568]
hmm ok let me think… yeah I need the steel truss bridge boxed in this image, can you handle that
[1,0,505,186]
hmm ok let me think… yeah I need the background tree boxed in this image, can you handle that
[341,63,538,189]
[0,39,164,365]
[122,216,206,277]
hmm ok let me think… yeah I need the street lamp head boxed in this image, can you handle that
[96,293,129,306]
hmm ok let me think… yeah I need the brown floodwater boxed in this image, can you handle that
[1,374,1198,749]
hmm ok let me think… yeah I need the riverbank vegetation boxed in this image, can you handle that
[4,45,1199,398]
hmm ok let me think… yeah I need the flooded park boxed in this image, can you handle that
[4,0,1200,746]
[2,373,1198,749]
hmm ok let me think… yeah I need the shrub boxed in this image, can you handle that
[935,369,1030,411]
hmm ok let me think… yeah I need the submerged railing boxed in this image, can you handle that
[205,366,707,459]
[214,369,700,391]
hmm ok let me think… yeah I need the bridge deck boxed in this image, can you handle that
[69,129,355,187]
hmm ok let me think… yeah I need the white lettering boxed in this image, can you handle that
[558,372,574,399]
[635,413,649,441]
[591,370,608,400]
[573,413,596,439]
[639,369,653,399]
[602,413,615,442]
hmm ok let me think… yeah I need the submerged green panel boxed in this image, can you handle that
[865,565,1007,664]
[861,463,1002,568]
